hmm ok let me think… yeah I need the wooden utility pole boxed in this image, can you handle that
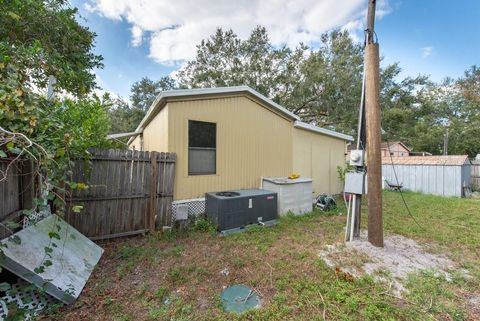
[443,126,449,155]
[365,0,383,247]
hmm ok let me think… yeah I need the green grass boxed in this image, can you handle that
[379,191,480,276]
[381,191,480,248]
[51,191,480,321]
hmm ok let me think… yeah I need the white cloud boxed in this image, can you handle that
[87,0,392,65]
[131,25,144,46]
[421,46,433,58]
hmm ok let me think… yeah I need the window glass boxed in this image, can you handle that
[189,120,216,148]
[188,120,216,175]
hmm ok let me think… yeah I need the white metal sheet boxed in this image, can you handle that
[0,215,103,304]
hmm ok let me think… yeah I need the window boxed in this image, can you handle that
[188,120,216,175]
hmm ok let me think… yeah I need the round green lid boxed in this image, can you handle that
[220,285,260,313]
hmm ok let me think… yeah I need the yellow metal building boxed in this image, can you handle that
[129,86,353,200]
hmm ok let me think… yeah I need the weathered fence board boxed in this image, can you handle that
[0,159,35,239]
[65,149,176,240]
[0,159,34,221]
[472,160,480,190]
[0,159,21,221]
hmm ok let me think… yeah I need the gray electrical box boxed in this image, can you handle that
[175,204,189,221]
[344,172,367,194]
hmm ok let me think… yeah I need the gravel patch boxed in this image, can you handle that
[320,232,463,295]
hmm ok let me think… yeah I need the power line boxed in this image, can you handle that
[385,140,425,230]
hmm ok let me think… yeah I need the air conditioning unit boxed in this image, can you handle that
[205,189,278,232]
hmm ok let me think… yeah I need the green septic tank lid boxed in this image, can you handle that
[220,285,260,313]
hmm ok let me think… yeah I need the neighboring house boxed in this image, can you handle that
[380,141,411,157]
[346,141,412,161]
[128,86,353,200]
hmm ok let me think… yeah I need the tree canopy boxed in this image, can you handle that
[107,27,479,157]
[130,76,176,112]
[174,27,429,136]
[0,0,103,95]
[0,0,111,218]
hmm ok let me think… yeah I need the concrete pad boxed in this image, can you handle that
[0,215,103,304]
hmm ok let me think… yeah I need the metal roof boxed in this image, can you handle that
[131,85,353,142]
[382,155,470,166]
[294,121,354,141]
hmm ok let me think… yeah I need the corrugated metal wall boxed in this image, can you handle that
[142,105,169,152]
[382,164,469,197]
[293,128,346,195]
[168,96,294,200]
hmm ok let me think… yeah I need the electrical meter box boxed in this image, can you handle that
[349,149,365,167]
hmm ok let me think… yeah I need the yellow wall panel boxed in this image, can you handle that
[293,128,346,195]
[168,96,293,200]
[142,106,169,152]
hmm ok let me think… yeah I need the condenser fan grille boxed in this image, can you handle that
[216,191,240,197]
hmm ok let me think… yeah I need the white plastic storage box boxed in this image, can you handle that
[261,177,313,216]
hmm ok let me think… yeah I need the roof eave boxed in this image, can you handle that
[107,131,142,140]
[294,121,354,141]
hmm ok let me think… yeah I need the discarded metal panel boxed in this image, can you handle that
[0,215,103,304]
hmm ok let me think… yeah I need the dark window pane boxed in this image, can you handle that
[189,120,216,148]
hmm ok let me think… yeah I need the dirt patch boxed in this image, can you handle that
[465,292,480,319]
[320,232,463,295]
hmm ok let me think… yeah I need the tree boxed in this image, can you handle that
[0,0,103,95]
[108,97,145,134]
[130,76,176,111]
[0,0,111,218]
[443,66,480,157]
[177,27,426,137]
[107,76,177,134]
[177,26,295,99]
[382,66,480,157]
[380,63,430,146]
[277,30,365,133]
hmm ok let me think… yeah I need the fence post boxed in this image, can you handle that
[20,159,34,210]
[149,152,158,231]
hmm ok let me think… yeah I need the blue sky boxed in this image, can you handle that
[73,0,480,99]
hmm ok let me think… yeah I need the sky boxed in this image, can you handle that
[71,0,480,99]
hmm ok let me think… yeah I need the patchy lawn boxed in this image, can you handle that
[43,191,480,321]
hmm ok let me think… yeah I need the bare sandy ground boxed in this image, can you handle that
[319,232,466,295]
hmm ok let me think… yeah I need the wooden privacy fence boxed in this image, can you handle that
[0,159,34,238]
[65,149,176,240]
[472,160,480,190]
